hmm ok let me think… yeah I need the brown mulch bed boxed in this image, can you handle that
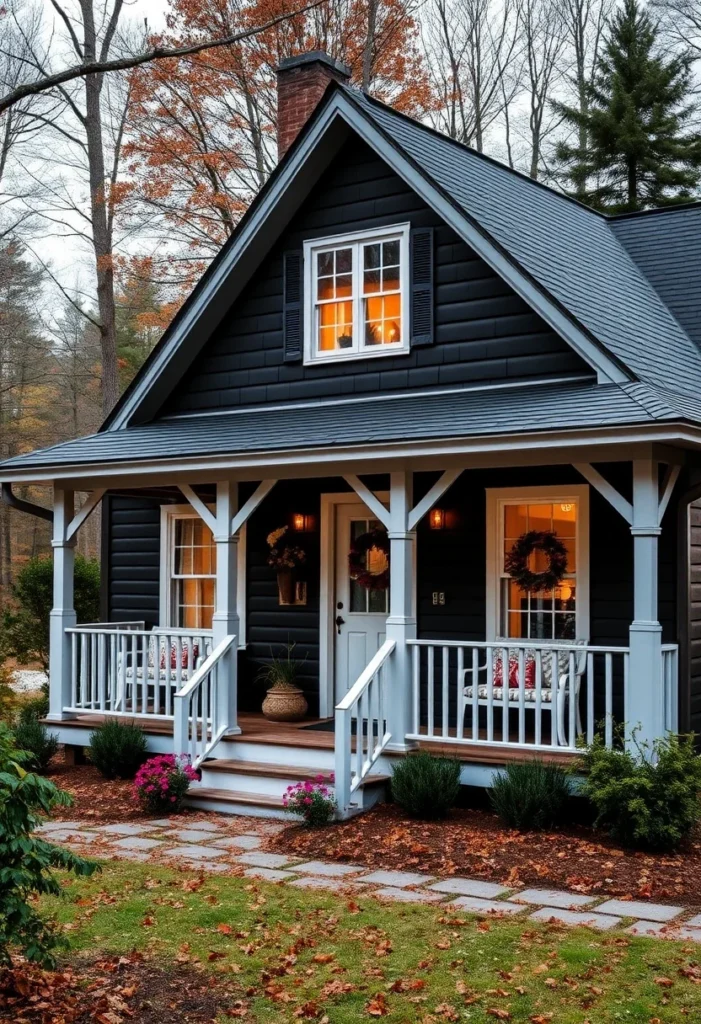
[271,803,701,911]
[0,953,242,1024]
[47,757,150,824]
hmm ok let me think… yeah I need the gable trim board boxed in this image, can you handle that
[104,88,630,435]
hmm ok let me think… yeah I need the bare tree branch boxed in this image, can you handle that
[0,0,329,115]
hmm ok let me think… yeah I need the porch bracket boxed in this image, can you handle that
[573,463,633,524]
[658,464,681,524]
[230,479,277,537]
[179,484,217,534]
[407,468,463,531]
[343,475,390,530]
[66,488,106,542]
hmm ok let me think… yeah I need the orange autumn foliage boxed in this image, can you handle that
[125,0,433,299]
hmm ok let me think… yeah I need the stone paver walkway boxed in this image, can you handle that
[36,815,701,942]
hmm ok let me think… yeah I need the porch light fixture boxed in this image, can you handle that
[429,508,445,530]
[291,513,316,532]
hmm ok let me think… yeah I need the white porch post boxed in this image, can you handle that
[212,480,241,736]
[385,471,416,751]
[629,458,664,747]
[47,489,76,721]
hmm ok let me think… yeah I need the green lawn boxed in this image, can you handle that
[43,861,701,1022]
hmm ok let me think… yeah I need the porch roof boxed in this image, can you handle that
[1,379,700,480]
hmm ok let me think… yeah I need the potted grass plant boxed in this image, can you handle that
[257,643,308,722]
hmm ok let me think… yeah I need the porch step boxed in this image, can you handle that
[202,759,336,784]
[184,786,292,820]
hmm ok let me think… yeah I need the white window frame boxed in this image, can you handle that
[485,485,590,642]
[159,504,246,646]
[303,222,410,365]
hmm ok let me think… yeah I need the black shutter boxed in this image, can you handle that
[283,250,303,363]
[410,227,434,347]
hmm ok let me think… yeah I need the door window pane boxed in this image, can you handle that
[499,501,577,639]
[348,518,389,614]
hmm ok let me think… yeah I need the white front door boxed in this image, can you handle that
[334,503,389,701]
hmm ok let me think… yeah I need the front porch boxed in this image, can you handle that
[29,447,685,818]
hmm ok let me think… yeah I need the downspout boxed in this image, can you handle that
[1,483,53,523]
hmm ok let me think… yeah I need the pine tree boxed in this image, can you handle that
[554,0,701,212]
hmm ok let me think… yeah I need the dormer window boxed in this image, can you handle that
[303,224,410,363]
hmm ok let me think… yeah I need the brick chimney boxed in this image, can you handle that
[276,51,351,160]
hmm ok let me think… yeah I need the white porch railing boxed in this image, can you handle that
[174,634,237,768]
[407,639,634,752]
[662,644,679,733]
[334,638,395,816]
[64,625,213,718]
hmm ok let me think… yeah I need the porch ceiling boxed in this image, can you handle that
[1,379,700,486]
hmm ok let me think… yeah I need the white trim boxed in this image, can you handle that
[159,504,246,647]
[573,462,633,524]
[658,464,681,523]
[107,91,627,432]
[66,488,105,541]
[408,468,463,531]
[179,484,217,534]
[1,425,696,486]
[319,491,392,718]
[158,376,592,422]
[230,479,277,537]
[485,484,590,642]
[343,474,391,529]
[303,223,410,365]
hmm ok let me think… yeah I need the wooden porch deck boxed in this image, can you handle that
[55,711,576,766]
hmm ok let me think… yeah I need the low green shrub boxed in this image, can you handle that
[0,722,98,967]
[578,730,701,851]
[88,719,147,779]
[390,751,461,819]
[489,759,571,830]
[12,719,59,774]
[17,684,50,724]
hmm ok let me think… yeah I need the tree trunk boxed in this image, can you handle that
[80,0,119,417]
[362,0,380,92]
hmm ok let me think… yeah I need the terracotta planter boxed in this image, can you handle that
[262,686,308,722]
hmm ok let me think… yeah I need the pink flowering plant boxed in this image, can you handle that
[133,754,198,813]
[282,775,336,827]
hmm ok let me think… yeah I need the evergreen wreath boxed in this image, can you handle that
[348,529,390,591]
[505,530,568,592]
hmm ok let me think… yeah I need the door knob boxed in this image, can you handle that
[335,615,345,634]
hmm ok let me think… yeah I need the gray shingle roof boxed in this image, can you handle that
[1,381,699,475]
[352,91,701,399]
[610,205,701,351]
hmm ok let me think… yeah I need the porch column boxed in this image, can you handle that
[385,471,416,751]
[629,458,664,748]
[47,489,76,721]
[212,480,241,736]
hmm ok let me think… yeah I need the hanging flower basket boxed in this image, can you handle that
[505,529,568,593]
[348,528,390,591]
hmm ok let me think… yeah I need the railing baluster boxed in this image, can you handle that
[486,646,494,743]
[550,651,559,747]
[501,645,509,744]
[70,632,78,710]
[586,652,594,746]
[109,632,117,711]
[518,647,525,746]
[605,652,613,749]
[456,646,464,741]
[534,649,542,747]
[442,646,449,739]
[471,646,479,741]
[568,650,576,749]
[412,644,420,735]
[427,646,435,738]
[141,634,149,716]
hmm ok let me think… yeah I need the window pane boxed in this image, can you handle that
[319,326,337,351]
[364,269,381,294]
[364,243,381,269]
[528,503,552,532]
[553,502,577,537]
[336,247,352,273]
[383,292,401,317]
[317,251,333,277]
[365,321,381,346]
[504,504,528,538]
[317,276,335,300]
[336,274,352,298]
[382,266,400,291]
[368,588,388,613]
[175,546,192,574]
[383,239,400,266]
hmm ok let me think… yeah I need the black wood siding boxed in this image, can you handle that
[159,139,587,417]
[688,501,701,735]
[104,470,680,722]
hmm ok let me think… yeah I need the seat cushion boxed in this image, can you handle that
[464,685,554,703]
[124,666,192,683]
